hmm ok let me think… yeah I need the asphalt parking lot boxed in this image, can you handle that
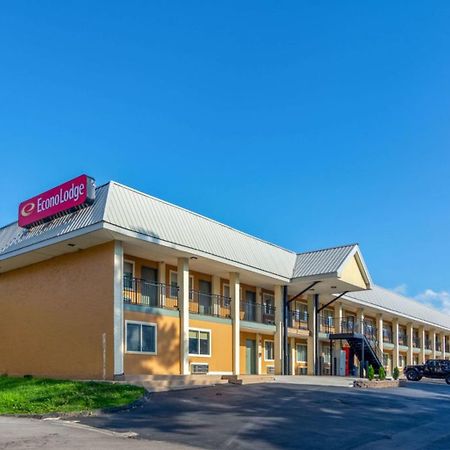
[78,380,450,450]
[2,380,450,450]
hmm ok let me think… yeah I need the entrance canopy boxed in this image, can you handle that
[288,244,372,297]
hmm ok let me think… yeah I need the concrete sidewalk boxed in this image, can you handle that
[274,375,358,387]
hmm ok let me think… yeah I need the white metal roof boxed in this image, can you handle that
[293,244,358,278]
[344,285,450,330]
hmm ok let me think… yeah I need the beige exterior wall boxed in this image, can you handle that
[0,242,115,380]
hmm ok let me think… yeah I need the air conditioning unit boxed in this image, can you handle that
[191,363,209,374]
[267,366,275,375]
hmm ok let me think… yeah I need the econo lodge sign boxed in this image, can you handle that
[18,175,96,228]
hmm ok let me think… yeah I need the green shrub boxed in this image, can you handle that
[367,365,375,381]
[378,366,386,380]
[393,367,400,380]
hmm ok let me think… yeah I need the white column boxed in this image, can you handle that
[212,275,221,316]
[407,323,414,366]
[178,257,190,375]
[431,330,437,359]
[113,241,124,377]
[158,261,166,307]
[442,334,447,360]
[256,333,262,375]
[256,287,262,323]
[334,303,343,367]
[274,285,284,375]
[376,314,384,355]
[290,337,296,375]
[357,308,364,334]
[307,295,316,375]
[419,326,426,364]
[230,272,240,375]
[392,319,399,370]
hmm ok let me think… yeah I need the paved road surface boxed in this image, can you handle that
[2,380,450,449]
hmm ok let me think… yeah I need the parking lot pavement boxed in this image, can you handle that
[3,380,450,450]
[0,416,199,450]
[78,380,450,450]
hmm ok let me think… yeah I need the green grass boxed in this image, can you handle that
[0,375,145,414]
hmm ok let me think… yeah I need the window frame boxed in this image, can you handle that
[125,320,157,355]
[264,339,275,361]
[188,327,212,357]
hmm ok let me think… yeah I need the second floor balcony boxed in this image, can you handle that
[240,301,275,325]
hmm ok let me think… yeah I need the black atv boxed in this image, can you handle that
[404,359,450,384]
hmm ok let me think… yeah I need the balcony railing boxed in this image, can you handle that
[288,310,309,330]
[413,338,420,348]
[319,314,335,334]
[123,277,178,310]
[398,334,408,346]
[189,290,231,319]
[425,339,432,350]
[240,301,275,324]
[436,342,442,352]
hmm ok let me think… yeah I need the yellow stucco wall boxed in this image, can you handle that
[340,254,367,289]
[0,242,115,380]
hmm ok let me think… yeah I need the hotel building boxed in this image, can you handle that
[0,179,449,380]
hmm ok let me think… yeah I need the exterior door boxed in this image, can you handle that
[246,339,257,374]
[141,267,158,306]
[199,280,212,315]
[245,291,256,321]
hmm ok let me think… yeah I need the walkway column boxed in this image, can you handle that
[178,257,190,375]
[290,337,296,375]
[256,333,262,375]
[431,330,437,359]
[334,303,343,374]
[442,334,447,360]
[407,323,414,366]
[307,295,318,375]
[274,285,284,375]
[357,308,364,334]
[392,318,399,370]
[255,287,262,323]
[230,272,240,375]
[113,241,124,378]
[158,261,166,307]
[376,314,384,355]
[212,275,221,316]
[419,326,426,363]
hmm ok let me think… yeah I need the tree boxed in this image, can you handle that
[378,366,386,380]
[367,365,375,381]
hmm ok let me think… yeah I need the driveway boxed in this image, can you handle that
[76,380,450,450]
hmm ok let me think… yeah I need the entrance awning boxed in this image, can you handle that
[288,244,372,296]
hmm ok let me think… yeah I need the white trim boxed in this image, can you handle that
[188,327,212,357]
[125,320,157,355]
[208,371,233,375]
[263,339,275,361]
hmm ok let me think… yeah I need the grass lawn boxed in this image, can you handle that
[0,375,145,414]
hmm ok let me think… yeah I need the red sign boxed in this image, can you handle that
[18,175,96,228]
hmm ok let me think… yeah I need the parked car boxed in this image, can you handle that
[404,359,450,384]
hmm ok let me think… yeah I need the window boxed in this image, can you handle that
[126,321,156,354]
[399,354,405,367]
[322,345,331,364]
[124,261,134,289]
[223,284,230,299]
[296,344,307,363]
[189,329,211,356]
[169,271,193,298]
[264,340,274,361]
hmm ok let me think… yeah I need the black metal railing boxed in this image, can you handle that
[436,341,442,352]
[240,301,275,324]
[288,309,309,330]
[425,339,432,350]
[123,276,178,310]
[319,313,335,333]
[189,290,231,319]
[398,333,408,346]
[413,337,420,348]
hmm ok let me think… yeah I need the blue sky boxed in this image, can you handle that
[1,2,450,312]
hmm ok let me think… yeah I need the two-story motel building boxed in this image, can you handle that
[1,178,449,380]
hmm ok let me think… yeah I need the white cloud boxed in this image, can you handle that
[392,283,408,295]
[415,289,450,315]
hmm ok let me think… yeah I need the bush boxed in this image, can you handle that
[367,365,375,381]
[393,367,400,380]
[378,366,386,380]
